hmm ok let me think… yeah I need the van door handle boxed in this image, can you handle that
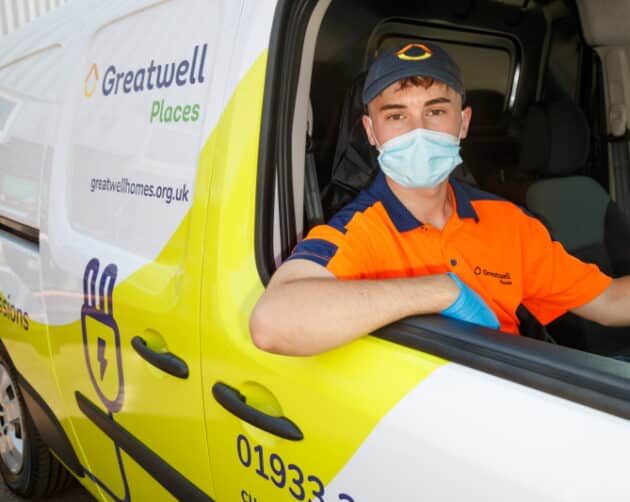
[212,382,303,441]
[131,336,189,379]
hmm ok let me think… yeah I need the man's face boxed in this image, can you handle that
[362,79,472,147]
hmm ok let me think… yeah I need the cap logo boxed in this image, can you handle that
[396,43,432,61]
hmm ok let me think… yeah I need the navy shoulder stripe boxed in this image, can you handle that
[288,239,339,267]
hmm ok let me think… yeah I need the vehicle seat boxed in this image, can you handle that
[321,73,379,220]
[460,89,521,195]
[517,100,630,355]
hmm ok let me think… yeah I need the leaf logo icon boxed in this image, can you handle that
[84,64,99,98]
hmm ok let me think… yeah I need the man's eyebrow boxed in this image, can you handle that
[379,103,407,112]
[424,97,451,106]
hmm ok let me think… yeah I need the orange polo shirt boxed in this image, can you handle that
[288,172,612,334]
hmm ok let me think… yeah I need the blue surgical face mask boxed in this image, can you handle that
[374,126,463,188]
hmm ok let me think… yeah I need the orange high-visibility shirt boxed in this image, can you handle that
[288,172,612,334]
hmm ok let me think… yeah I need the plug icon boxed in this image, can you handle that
[81,258,124,414]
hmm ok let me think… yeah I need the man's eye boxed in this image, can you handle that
[387,113,405,121]
[427,108,446,117]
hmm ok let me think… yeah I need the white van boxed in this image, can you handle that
[0,0,629,501]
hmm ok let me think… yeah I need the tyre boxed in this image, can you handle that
[0,350,74,498]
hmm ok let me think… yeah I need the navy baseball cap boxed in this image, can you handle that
[362,42,465,105]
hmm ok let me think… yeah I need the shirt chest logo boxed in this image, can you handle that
[474,266,513,285]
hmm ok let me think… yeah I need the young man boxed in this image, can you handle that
[250,42,630,356]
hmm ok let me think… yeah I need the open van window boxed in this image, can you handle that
[255,0,630,418]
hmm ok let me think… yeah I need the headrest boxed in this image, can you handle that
[324,72,380,217]
[519,100,590,176]
[465,89,510,134]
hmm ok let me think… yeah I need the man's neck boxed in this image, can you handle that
[385,176,453,230]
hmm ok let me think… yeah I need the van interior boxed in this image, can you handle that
[258,0,630,359]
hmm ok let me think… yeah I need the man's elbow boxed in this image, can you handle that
[249,302,289,354]
[250,301,318,356]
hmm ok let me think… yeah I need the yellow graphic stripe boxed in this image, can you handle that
[198,50,450,499]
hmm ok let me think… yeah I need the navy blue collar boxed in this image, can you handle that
[450,177,481,221]
[366,172,479,232]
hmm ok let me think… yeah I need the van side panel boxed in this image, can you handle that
[38,0,244,499]
[0,43,74,460]
[0,235,61,412]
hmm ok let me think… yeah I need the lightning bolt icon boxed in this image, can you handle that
[97,337,108,381]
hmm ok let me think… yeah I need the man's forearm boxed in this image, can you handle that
[250,274,458,356]
[573,276,630,327]
[598,276,630,326]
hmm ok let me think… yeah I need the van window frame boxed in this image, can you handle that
[378,316,630,421]
[367,20,522,112]
[256,0,320,284]
[254,0,630,420]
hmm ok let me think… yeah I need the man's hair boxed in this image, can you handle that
[397,76,438,90]
[399,77,466,106]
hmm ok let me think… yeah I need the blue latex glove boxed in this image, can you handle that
[440,272,500,329]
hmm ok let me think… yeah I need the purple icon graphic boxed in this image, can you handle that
[81,258,124,413]
[80,258,130,502]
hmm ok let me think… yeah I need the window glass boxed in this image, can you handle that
[0,96,17,133]
[378,37,513,128]
[545,17,582,100]
[380,38,511,101]
[0,45,62,228]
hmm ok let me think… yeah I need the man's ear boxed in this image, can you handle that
[361,114,377,146]
[459,106,472,140]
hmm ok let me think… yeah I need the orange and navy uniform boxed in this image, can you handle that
[288,172,612,334]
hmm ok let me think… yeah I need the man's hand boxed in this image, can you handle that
[440,272,500,329]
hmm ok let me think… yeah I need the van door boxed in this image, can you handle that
[199,1,630,501]
[40,1,242,500]
[196,4,445,501]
